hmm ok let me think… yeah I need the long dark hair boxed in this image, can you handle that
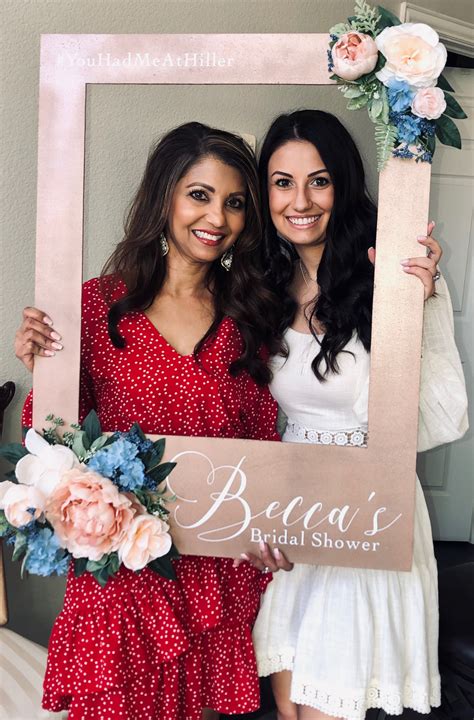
[102,121,279,384]
[260,110,377,381]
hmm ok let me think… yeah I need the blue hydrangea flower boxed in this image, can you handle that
[88,437,146,490]
[387,79,416,113]
[89,438,138,476]
[117,458,146,491]
[125,427,154,454]
[391,113,422,144]
[24,528,70,576]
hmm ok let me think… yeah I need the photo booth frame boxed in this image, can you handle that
[33,34,431,570]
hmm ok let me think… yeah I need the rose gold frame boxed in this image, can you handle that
[33,34,430,570]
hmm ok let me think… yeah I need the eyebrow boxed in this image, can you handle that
[270,169,328,178]
[185,182,245,196]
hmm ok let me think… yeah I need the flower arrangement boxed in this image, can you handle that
[0,412,178,586]
[328,0,467,170]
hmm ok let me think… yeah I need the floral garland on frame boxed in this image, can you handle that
[328,0,467,170]
[0,412,178,586]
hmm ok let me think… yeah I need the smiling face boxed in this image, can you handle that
[167,156,246,265]
[267,140,334,249]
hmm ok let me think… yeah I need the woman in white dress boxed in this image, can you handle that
[250,110,469,720]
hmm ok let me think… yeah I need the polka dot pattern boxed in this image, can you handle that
[22,275,279,719]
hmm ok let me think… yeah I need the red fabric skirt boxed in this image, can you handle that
[42,556,271,720]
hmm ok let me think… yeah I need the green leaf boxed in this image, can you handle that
[437,73,455,92]
[435,114,462,149]
[12,533,28,562]
[90,434,109,453]
[0,511,13,537]
[82,410,102,444]
[368,96,384,122]
[74,557,88,577]
[72,431,90,458]
[443,92,468,119]
[148,555,177,581]
[329,21,352,37]
[147,462,176,484]
[376,6,401,30]
[0,443,29,465]
[130,423,147,441]
[374,123,398,172]
[347,94,370,110]
[343,86,365,99]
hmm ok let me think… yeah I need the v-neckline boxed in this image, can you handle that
[140,311,224,359]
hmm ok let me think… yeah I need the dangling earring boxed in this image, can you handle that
[220,247,234,271]
[159,232,169,257]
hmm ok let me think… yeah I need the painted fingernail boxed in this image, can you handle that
[50,331,61,341]
[400,259,410,265]
[417,235,426,241]
[43,316,53,326]
[259,540,266,551]
[402,266,411,272]
[274,548,281,559]
[430,220,436,227]
[44,350,55,357]
[240,553,249,561]
[51,342,63,350]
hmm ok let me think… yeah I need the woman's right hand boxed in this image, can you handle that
[14,307,62,372]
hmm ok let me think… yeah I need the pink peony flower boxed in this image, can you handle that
[376,23,447,89]
[118,515,172,571]
[45,467,134,561]
[2,484,45,528]
[332,32,378,81]
[411,86,446,119]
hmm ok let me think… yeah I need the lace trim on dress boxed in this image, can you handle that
[285,421,368,447]
[259,653,440,720]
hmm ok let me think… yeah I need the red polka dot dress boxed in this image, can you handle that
[23,276,280,720]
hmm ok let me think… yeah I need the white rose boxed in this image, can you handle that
[376,23,447,88]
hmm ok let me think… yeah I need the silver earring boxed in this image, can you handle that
[220,247,234,271]
[159,232,169,257]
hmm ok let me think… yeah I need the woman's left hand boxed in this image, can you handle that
[368,221,442,301]
[233,541,294,573]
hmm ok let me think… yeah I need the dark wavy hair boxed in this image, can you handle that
[260,110,377,381]
[101,121,279,384]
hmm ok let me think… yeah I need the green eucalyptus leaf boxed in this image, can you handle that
[90,434,109,452]
[82,410,102,444]
[347,94,370,110]
[0,443,29,465]
[343,87,365,99]
[437,73,455,92]
[436,114,462,149]
[368,96,384,122]
[443,92,467,119]
[376,6,401,30]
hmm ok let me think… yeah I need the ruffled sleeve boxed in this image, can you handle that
[417,275,469,452]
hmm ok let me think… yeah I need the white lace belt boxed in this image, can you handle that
[285,420,368,447]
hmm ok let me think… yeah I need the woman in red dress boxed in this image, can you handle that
[18,122,287,720]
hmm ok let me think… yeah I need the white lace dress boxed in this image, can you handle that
[253,277,468,720]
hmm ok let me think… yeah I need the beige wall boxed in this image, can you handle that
[1,0,472,646]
